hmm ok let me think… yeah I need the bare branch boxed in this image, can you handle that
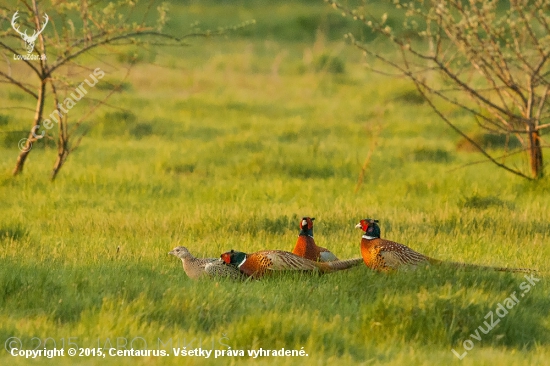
[0,70,38,99]
[0,41,41,76]
[413,79,533,179]
[330,0,549,179]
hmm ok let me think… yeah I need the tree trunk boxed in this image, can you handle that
[528,128,543,179]
[49,80,70,181]
[12,79,46,176]
[50,149,69,181]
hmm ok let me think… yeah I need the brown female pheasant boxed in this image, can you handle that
[169,246,243,280]
[220,249,362,279]
[292,217,339,262]
[355,219,535,273]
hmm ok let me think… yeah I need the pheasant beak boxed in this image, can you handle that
[355,223,363,229]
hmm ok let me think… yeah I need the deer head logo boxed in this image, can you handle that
[11,11,49,54]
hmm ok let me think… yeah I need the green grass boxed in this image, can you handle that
[1,1,550,365]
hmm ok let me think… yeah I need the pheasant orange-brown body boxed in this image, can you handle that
[355,219,535,273]
[292,217,338,262]
[359,235,440,272]
[220,249,362,279]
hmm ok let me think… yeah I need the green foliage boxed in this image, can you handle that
[459,194,514,210]
[0,223,29,241]
[411,147,453,163]
[456,132,523,152]
[0,130,54,149]
[132,123,154,139]
[313,53,345,74]
[96,80,133,92]
[393,89,425,105]
[0,131,25,148]
[116,46,157,65]
[95,111,139,138]
[7,92,25,101]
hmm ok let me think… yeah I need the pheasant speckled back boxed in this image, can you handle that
[204,260,246,280]
[361,237,437,271]
[169,246,242,280]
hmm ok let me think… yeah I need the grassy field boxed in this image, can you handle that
[1,1,550,365]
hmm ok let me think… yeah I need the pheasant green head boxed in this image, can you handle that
[355,218,380,238]
[299,217,315,237]
[220,250,247,267]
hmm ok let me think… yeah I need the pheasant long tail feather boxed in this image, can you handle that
[317,257,364,273]
[267,252,320,271]
[445,261,536,273]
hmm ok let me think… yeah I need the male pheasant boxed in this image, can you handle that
[292,217,339,262]
[169,246,243,280]
[220,249,363,279]
[355,219,534,273]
